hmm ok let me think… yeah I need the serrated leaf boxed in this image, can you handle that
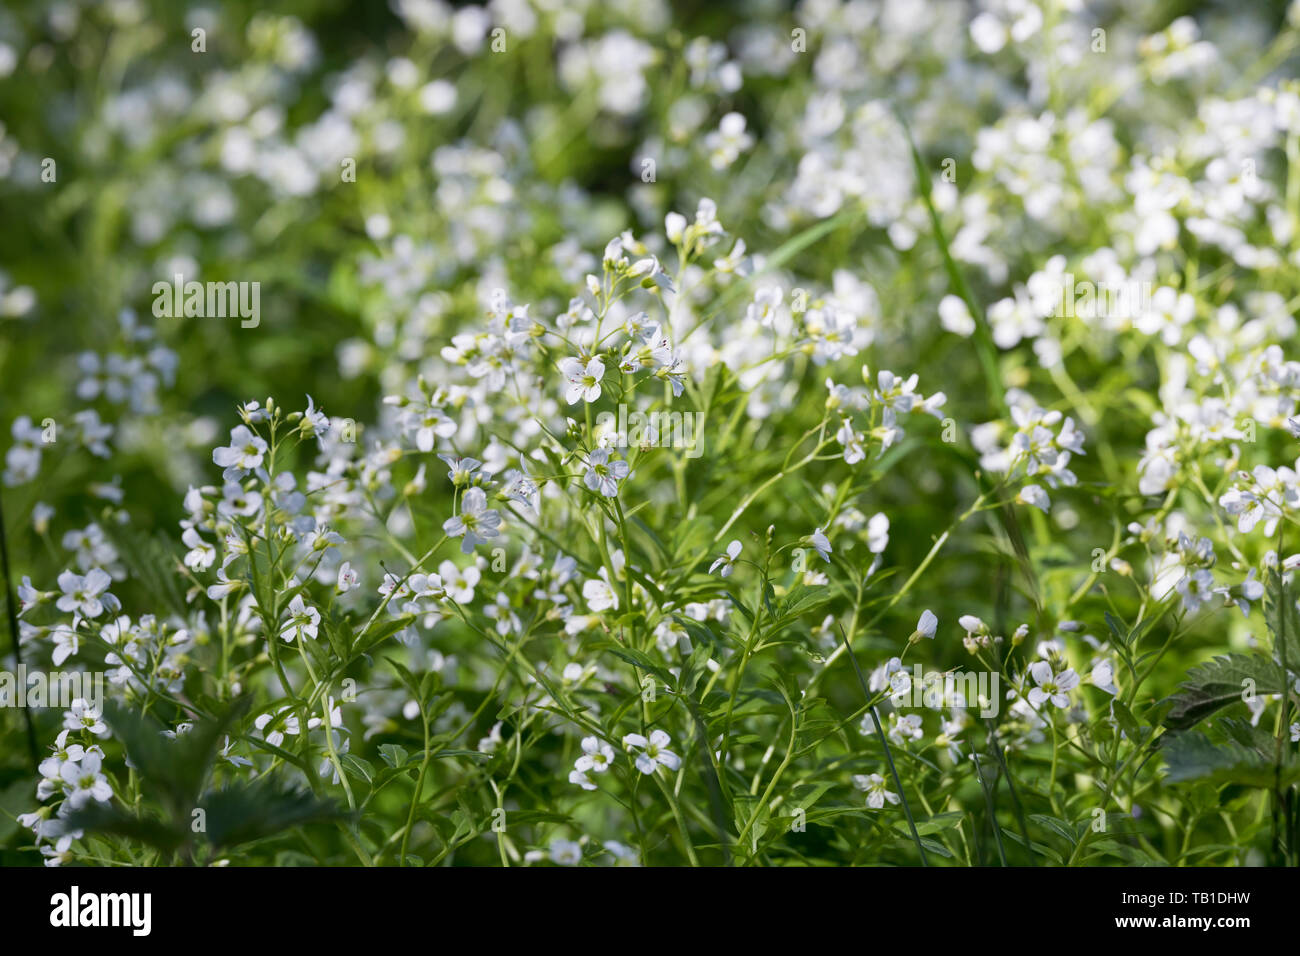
[1160,654,1283,731]
[1162,730,1300,788]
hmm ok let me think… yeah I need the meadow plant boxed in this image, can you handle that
[1,0,1300,868]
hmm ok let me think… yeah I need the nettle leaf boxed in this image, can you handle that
[1264,569,1300,668]
[1160,654,1282,731]
[200,779,342,849]
[60,802,188,855]
[1161,730,1300,788]
[101,697,250,816]
[62,698,338,857]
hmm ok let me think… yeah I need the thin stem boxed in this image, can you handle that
[840,624,929,866]
[0,491,39,771]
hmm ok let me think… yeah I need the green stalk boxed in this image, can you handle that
[840,624,929,866]
[0,491,39,771]
[971,754,1008,866]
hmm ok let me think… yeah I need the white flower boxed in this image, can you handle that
[301,394,329,437]
[1176,568,1215,613]
[1091,660,1119,696]
[336,561,359,593]
[704,111,753,169]
[255,708,308,748]
[852,772,900,809]
[206,568,240,600]
[437,454,483,486]
[938,294,975,336]
[548,838,583,866]
[575,736,615,775]
[569,768,597,790]
[64,698,108,737]
[866,513,890,553]
[212,424,267,475]
[583,448,629,498]
[55,568,113,620]
[280,594,321,643]
[605,841,640,866]
[809,527,832,563]
[61,751,112,808]
[1016,484,1051,514]
[560,356,605,404]
[440,560,481,603]
[442,487,502,554]
[51,626,78,666]
[1027,660,1080,709]
[623,729,680,774]
[182,528,216,571]
[583,576,618,612]
[17,576,49,616]
[914,609,938,640]
[710,540,742,577]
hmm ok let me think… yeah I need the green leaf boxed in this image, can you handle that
[1265,569,1300,668]
[338,753,375,784]
[201,779,342,849]
[1162,731,1300,788]
[1160,654,1283,731]
[352,613,416,658]
[1111,700,1143,741]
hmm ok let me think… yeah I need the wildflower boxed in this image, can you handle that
[280,595,321,642]
[560,356,605,404]
[623,729,680,774]
[301,394,329,438]
[437,454,483,487]
[1213,569,1265,616]
[1176,568,1215,613]
[1027,661,1080,709]
[574,736,615,780]
[17,576,49,616]
[866,513,889,553]
[212,424,268,476]
[182,528,216,571]
[61,752,112,809]
[910,609,938,643]
[206,568,241,601]
[55,569,113,620]
[548,838,583,866]
[1091,660,1119,696]
[1016,484,1051,514]
[710,540,742,577]
[443,487,502,554]
[583,448,628,498]
[809,527,832,563]
[64,698,108,737]
[583,575,618,613]
[440,560,481,603]
[852,772,900,809]
[51,626,78,666]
